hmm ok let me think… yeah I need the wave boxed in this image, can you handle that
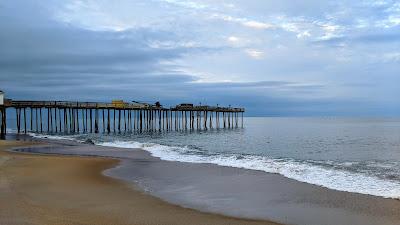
[26,133,400,199]
[98,140,400,199]
[27,132,81,141]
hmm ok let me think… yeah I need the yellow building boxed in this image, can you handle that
[111,100,127,108]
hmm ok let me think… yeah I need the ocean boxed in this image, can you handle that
[24,117,400,199]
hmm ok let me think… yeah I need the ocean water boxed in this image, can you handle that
[22,117,400,199]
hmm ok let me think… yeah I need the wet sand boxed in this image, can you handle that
[0,140,279,225]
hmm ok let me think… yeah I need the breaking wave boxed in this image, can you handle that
[98,140,400,199]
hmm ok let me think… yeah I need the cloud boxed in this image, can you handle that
[211,14,274,30]
[245,49,265,59]
[382,52,400,62]
[296,31,311,38]
[242,20,274,29]
[160,0,208,10]
[227,36,240,43]
[0,0,399,116]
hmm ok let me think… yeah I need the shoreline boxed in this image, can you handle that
[3,136,400,225]
[0,139,281,225]
[27,130,400,200]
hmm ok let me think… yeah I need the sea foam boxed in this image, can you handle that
[98,140,400,199]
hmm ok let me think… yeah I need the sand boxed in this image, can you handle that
[0,140,280,225]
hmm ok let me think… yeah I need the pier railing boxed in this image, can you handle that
[7,100,245,112]
[7,100,154,109]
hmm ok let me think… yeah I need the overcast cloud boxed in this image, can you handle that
[0,0,399,116]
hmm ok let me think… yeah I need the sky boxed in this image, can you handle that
[0,0,399,116]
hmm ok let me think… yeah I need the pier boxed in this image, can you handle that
[0,96,245,138]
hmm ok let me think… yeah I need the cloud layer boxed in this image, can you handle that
[0,0,399,115]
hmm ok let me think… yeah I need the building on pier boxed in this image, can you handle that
[0,91,5,138]
[0,90,4,105]
[131,100,151,108]
[111,100,127,108]
[178,103,194,108]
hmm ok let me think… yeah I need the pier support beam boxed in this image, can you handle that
[47,108,50,132]
[107,109,111,133]
[82,109,85,133]
[95,108,99,133]
[59,108,62,132]
[16,108,21,133]
[63,108,67,133]
[124,109,127,132]
[30,108,33,131]
[50,108,53,132]
[76,108,80,133]
[23,108,27,134]
[159,110,162,131]
[1,107,6,138]
[39,108,43,132]
[54,108,58,132]
[90,109,93,133]
[102,109,105,133]
[118,109,121,133]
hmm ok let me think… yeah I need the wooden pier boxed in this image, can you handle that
[0,99,244,138]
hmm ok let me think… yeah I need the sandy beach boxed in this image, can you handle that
[7,135,398,225]
[0,140,280,225]
[2,136,400,225]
